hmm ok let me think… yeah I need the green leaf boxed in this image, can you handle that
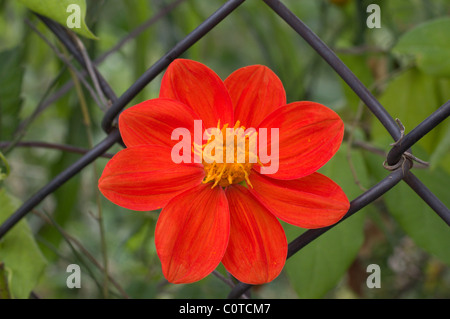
[429,119,450,174]
[337,53,374,111]
[393,17,450,78]
[284,144,369,298]
[0,262,11,299]
[372,68,450,154]
[0,189,47,299]
[0,151,10,182]
[367,152,450,265]
[0,46,25,141]
[18,0,97,39]
[391,169,450,265]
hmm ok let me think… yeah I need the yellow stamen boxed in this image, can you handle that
[199,120,260,188]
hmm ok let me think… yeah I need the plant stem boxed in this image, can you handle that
[0,262,11,299]
[33,210,129,299]
[62,45,110,299]
[0,141,114,158]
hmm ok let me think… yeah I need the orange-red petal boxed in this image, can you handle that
[249,172,350,229]
[119,98,201,148]
[255,101,344,180]
[159,59,233,129]
[222,185,287,285]
[98,145,204,211]
[155,183,229,284]
[224,65,286,128]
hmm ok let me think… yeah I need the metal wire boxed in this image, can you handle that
[260,0,450,225]
[0,129,121,239]
[386,100,450,166]
[228,161,412,298]
[37,14,118,104]
[262,0,402,141]
[101,0,246,133]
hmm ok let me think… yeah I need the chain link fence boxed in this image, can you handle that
[0,0,449,299]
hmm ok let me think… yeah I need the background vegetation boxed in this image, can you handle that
[0,0,449,299]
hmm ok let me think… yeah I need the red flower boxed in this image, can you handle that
[98,59,349,285]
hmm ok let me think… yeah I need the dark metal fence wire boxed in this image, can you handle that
[0,0,449,299]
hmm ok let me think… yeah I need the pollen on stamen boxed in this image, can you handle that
[195,120,261,189]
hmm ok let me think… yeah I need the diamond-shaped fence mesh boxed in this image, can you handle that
[1,0,449,299]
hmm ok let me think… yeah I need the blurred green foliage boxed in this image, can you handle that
[0,0,449,299]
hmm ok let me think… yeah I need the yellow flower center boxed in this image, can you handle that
[194,121,260,188]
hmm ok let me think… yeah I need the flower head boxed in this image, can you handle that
[98,59,350,284]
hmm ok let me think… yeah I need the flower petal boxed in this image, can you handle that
[119,98,201,148]
[222,185,287,284]
[255,101,344,180]
[249,172,350,229]
[159,59,233,129]
[224,65,286,128]
[98,145,204,211]
[155,183,229,284]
